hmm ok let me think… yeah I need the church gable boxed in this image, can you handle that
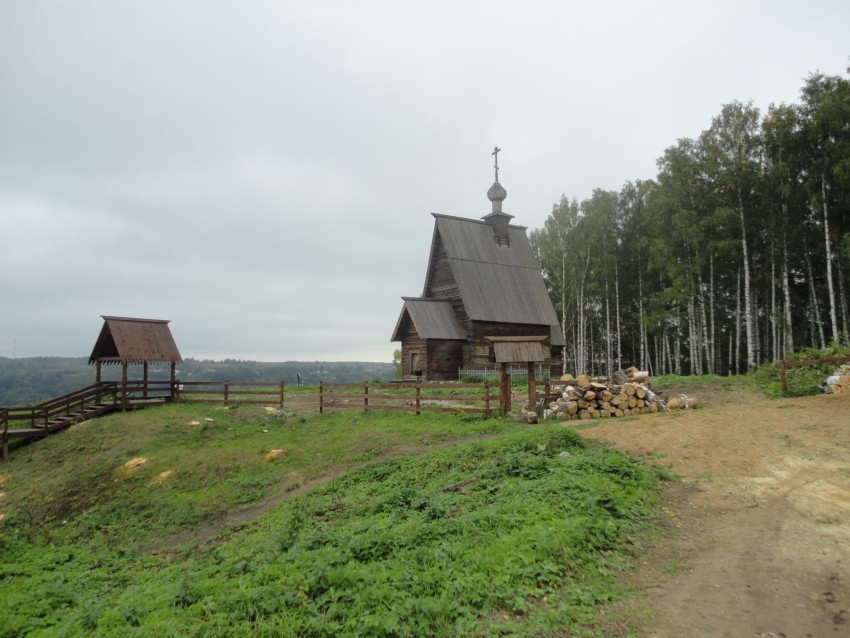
[422,228,457,300]
[391,149,564,379]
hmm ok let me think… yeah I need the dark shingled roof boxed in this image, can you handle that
[391,299,466,341]
[88,316,182,365]
[425,214,565,346]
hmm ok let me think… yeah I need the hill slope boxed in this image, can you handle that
[0,404,664,637]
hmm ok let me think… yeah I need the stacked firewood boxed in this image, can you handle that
[825,364,850,394]
[525,367,697,422]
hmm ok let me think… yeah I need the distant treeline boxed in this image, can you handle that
[0,357,396,406]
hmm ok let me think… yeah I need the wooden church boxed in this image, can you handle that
[391,150,564,380]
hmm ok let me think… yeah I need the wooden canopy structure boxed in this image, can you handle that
[88,316,182,398]
[487,335,546,416]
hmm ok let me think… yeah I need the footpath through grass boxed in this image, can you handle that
[0,403,666,637]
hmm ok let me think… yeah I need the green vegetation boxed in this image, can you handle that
[751,344,850,397]
[0,404,666,637]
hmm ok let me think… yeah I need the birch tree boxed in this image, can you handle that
[700,101,763,370]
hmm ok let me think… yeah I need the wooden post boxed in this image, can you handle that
[484,381,490,416]
[2,410,8,461]
[224,380,229,405]
[779,360,787,396]
[415,381,421,416]
[121,362,128,407]
[527,362,536,419]
[143,362,149,398]
[500,362,510,414]
[279,380,285,408]
[96,360,102,383]
[364,382,369,411]
[319,380,324,414]
[171,362,177,402]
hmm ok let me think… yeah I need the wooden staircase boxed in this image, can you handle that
[1,382,169,460]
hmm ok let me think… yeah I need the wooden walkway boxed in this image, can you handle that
[1,382,169,460]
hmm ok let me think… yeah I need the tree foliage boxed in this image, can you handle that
[533,73,850,376]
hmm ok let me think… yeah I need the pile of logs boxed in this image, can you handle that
[525,367,697,422]
[825,364,850,394]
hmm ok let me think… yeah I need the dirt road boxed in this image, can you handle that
[581,385,850,637]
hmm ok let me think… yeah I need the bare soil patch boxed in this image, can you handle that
[582,385,850,637]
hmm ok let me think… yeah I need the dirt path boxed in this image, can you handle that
[582,387,850,637]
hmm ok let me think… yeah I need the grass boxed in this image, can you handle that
[0,403,667,637]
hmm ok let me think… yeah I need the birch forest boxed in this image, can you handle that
[530,73,850,378]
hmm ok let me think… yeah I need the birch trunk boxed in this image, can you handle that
[728,328,733,376]
[781,200,794,357]
[821,175,839,344]
[560,249,567,374]
[709,254,716,374]
[836,252,849,345]
[738,189,756,369]
[638,268,646,372]
[698,274,712,374]
[735,269,742,374]
[805,247,826,349]
[675,316,682,375]
[614,266,623,371]
[605,279,612,380]
[688,296,698,375]
[820,174,838,343]
[771,256,778,362]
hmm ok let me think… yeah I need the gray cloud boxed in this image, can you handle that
[2,0,849,361]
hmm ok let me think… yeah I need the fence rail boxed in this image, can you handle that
[778,355,850,395]
[174,380,285,406]
[318,381,493,415]
[2,378,504,461]
[458,365,551,380]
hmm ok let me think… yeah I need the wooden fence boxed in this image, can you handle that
[458,365,551,380]
[174,380,285,406]
[318,381,494,415]
[778,355,850,395]
[2,379,501,461]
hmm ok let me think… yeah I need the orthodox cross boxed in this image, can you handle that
[492,146,501,181]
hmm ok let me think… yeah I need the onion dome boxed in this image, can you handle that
[487,180,507,212]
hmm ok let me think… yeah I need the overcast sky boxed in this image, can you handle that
[1,1,848,362]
